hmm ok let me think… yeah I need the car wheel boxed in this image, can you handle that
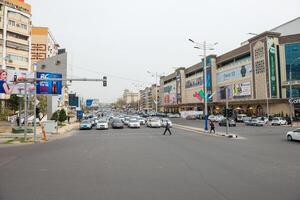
[287,135,293,141]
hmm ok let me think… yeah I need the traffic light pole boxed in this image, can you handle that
[18,77,107,143]
[226,87,229,135]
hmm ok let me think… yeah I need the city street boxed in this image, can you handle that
[0,125,300,200]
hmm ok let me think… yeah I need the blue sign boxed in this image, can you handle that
[77,110,83,120]
[86,99,94,107]
[36,72,62,95]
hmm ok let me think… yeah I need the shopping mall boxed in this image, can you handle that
[160,17,300,118]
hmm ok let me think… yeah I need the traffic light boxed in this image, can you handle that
[103,76,107,87]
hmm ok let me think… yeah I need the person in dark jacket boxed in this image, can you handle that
[163,121,172,135]
[209,120,215,134]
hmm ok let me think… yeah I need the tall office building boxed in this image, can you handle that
[0,0,31,71]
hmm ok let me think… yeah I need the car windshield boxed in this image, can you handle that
[130,119,138,122]
[98,120,107,123]
[81,120,90,124]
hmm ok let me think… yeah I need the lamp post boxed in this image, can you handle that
[147,71,164,113]
[289,57,300,124]
[188,39,217,131]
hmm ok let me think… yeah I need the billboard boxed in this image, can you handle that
[36,72,62,95]
[69,94,79,107]
[163,81,176,105]
[0,69,34,96]
[232,82,251,97]
[217,64,252,84]
[85,99,99,107]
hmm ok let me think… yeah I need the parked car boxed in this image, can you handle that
[123,117,130,125]
[256,117,268,124]
[167,113,181,118]
[215,115,225,122]
[218,118,236,127]
[271,117,287,126]
[161,118,173,128]
[79,120,93,130]
[111,118,124,129]
[245,119,263,126]
[147,118,161,128]
[128,118,141,128]
[96,118,109,130]
[186,115,197,120]
[242,117,252,123]
[253,118,265,126]
[286,129,300,141]
[237,114,247,122]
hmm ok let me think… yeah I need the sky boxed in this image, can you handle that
[27,0,300,103]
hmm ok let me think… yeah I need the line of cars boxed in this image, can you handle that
[79,114,173,130]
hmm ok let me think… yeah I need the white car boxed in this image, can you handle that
[147,118,161,128]
[286,129,300,141]
[215,115,225,122]
[161,118,172,128]
[128,119,141,128]
[256,117,268,124]
[271,117,287,126]
[137,117,146,125]
[96,119,109,130]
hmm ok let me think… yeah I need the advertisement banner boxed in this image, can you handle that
[267,37,277,98]
[232,82,251,97]
[0,69,34,96]
[217,64,252,84]
[36,72,62,95]
[163,81,176,105]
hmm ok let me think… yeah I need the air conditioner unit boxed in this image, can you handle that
[8,59,13,63]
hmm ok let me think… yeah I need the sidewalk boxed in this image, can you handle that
[0,121,79,146]
[173,124,244,140]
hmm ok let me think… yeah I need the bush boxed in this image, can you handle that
[50,111,58,121]
[59,109,67,123]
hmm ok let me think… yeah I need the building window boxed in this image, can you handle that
[8,20,15,26]
[285,42,300,98]
[20,24,27,30]
[7,54,29,63]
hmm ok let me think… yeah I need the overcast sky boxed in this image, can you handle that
[28,0,300,103]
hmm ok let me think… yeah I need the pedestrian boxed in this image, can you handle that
[163,120,172,135]
[209,120,215,134]
[67,116,70,124]
[16,115,20,127]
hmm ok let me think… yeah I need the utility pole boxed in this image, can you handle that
[24,82,28,141]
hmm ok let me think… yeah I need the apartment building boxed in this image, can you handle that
[139,84,160,112]
[160,17,300,118]
[0,0,31,71]
[31,26,59,63]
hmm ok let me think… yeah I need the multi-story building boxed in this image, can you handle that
[0,0,31,71]
[160,17,300,118]
[139,84,160,112]
[31,26,59,63]
[123,89,139,105]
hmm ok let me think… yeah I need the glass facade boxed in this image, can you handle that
[285,43,300,97]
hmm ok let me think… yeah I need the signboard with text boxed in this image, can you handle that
[36,72,62,95]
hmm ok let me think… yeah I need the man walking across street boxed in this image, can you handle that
[163,120,172,135]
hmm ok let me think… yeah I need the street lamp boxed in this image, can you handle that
[147,71,164,113]
[289,56,300,123]
[188,39,217,132]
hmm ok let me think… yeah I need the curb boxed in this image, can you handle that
[173,124,244,140]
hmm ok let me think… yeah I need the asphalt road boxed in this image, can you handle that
[0,125,300,200]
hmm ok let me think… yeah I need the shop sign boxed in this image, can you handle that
[217,64,252,84]
[289,98,300,104]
